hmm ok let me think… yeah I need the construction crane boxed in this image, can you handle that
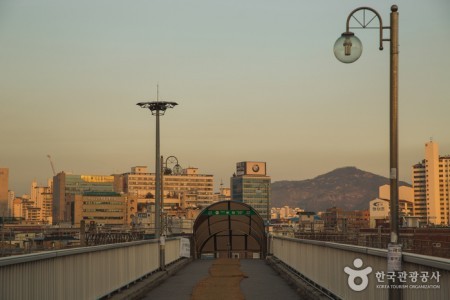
[47,155,56,176]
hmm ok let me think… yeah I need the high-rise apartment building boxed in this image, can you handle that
[0,168,9,215]
[119,166,215,210]
[30,180,53,224]
[53,172,115,224]
[412,141,450,225]
[230,161,271,221]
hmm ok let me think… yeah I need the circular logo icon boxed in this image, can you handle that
[252,165,260,172]
[344,258,372,291]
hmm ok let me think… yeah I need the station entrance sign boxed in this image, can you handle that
[202,210,255,216]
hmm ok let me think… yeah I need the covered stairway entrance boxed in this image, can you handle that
[193,201,266,259]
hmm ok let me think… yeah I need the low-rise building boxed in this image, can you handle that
[322,207,370,232]
[369,184,414,228]
[297,211,324,233]
[272,206,304,219]
[214,186,231,202]
[72,192,137,227]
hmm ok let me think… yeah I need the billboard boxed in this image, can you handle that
[236,162,266,176]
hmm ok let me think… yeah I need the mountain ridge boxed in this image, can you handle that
[271,166,411,212]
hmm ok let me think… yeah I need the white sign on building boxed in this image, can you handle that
[236,161,266,176]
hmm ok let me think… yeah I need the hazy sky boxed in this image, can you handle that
[1,0,449,196]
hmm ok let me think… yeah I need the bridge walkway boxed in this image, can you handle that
[140,259,302,300]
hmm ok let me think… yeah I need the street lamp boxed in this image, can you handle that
[334,5,401,299]
[161,155,182,235]
[137,91,178,239]
[163,155,182,175]
[333,32,362,63]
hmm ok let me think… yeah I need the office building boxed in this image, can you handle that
[0,168,8,215]
[53,172,115,224]
[369,184,414,228]
[120,166,215,210]
[230,161,271,221]
[72,192,137,226]
[412,140,450,225]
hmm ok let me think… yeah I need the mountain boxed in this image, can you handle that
[271,166,411,212]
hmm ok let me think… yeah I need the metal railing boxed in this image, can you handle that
[271,236,450,300]
[0,237,184,300]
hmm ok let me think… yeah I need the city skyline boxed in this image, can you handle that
[1,1,449,195]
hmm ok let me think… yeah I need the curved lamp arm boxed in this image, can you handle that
[345,6,386,50]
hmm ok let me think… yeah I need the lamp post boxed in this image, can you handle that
[161,155,182,235]
[334,5,401,299]
[137,92,178,239]
[163,155,182,175]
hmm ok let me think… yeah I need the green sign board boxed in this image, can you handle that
[202,210,255,216]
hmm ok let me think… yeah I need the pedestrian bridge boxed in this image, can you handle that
[0,236,449,299]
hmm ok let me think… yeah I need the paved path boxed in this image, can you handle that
[141,259,301,300]
[240,259,300,300]
[140,259,214,300]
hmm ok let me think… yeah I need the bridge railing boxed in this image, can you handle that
[0,237,184,300]
[271,236,449,300]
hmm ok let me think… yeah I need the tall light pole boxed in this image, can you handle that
[333,5,401,299]
[137,92,178,239]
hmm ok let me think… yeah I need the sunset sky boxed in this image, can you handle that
[1,0,449,195]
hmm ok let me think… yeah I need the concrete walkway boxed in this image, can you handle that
[240,259,300,300]
[140,259,301,300]
[140,259,214,300]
